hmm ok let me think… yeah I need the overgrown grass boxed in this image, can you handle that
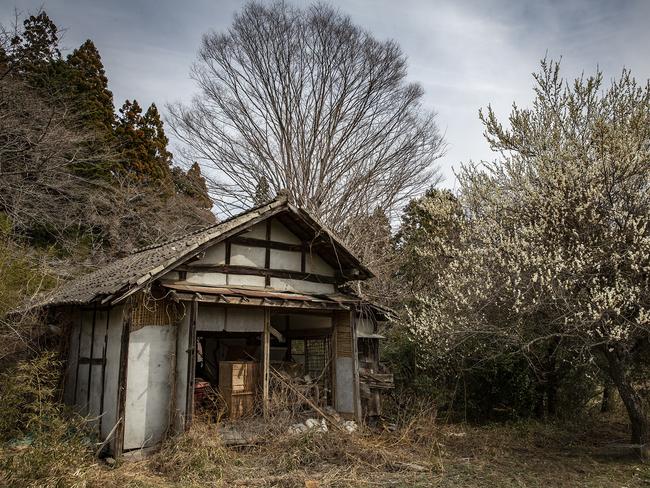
[1,373,648,488]
[0,353,96,488]
[148,421,232,484]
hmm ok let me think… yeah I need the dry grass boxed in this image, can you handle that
[430,417,650,487]
[2,406,649,487]
[148,421,232,484]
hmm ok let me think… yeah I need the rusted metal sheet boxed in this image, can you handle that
[160,282,350,311]
[162,282,328,301]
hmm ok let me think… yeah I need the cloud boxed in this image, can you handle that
[2,0,649,189]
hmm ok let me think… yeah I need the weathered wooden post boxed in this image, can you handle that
[262,308,271,419]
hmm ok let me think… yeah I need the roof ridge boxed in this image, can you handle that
[130,220,222,254]
[130,194,288,254]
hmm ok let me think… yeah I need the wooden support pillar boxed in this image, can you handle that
[115,307,132,457]
[350,311,362,422]
[262,308,271,419]
[185,299,198,430]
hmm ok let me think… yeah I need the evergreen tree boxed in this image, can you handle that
[172,163,212,208]
[10,12,60,68]
[142,103,172,169]
[395,188,464,300]
[65,40,115,135]
[253,176,271,205]
[115,100,173,184]
[8,12,61,85]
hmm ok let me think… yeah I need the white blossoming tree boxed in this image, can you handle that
[409,60,650,451]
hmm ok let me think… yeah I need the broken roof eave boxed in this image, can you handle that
[160,282,351,311]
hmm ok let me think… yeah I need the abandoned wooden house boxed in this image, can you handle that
[38,194,393,455]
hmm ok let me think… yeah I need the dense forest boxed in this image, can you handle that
[1,4,649,487]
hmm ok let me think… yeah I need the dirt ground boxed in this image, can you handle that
[70,415,650,488]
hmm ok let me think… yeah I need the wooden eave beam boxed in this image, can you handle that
[177,264,341,285]
[171,292,348,310]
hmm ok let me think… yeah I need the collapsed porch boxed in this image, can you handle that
[167,283,363,430]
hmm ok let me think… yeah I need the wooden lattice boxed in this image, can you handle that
[335,313,353,358]
[130,292,181,330]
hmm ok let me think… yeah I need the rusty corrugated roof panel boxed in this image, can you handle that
[160,282,351,310]
[160,282,325,301]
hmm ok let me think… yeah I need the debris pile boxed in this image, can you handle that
[288,418,328,434]
[287,408,358,436]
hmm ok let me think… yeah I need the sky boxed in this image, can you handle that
[2,0,649,189]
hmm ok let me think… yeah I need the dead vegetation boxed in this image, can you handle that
[0,355,644,487]
[3,371,647,488]
[149,422,231,484]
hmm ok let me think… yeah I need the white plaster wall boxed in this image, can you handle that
[186,271,228,286]
[101,305,124,441]
[227,274,265,287]
[305,252,335,276]
[269,277,335,294]
[124,324,176,450]
[245,221,267,239]
[270,249,301,271]
[271,220,301,244]
[231,243,265,267]
[195,241,226,265]
[225,308,264,332]
[197,305,225,332]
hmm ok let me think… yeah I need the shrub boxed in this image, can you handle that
[0,353,95,488]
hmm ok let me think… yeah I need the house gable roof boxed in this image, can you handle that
[37,195,373,308]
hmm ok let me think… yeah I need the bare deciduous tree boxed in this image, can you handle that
[0,75,109,242]
[168,1,444,226]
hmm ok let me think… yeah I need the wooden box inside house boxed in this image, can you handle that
[219,361,259,419]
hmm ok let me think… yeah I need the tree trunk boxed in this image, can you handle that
[539,337,560,418]
[605,346,649,456]
[534,380,546,419]
[601,384,615,413]
[546,375,558,417]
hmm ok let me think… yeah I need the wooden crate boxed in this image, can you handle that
[219,361,258,419]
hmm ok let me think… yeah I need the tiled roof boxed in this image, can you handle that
[33,195,374,308]
[37,197,289,307]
